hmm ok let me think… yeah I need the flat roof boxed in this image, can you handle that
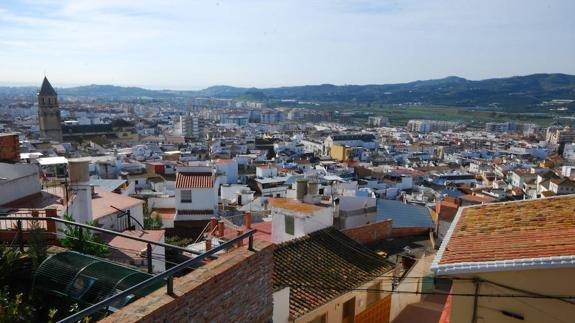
[254,177,289,184]
[268,197,324,214]
[37,156,68,166]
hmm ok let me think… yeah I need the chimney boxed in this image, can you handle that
[209,217,218,234]
[68,158,93,224]
[236,230,244,247]
[333,197,340,218]
[244,212,252,229]
[217,220,225,237]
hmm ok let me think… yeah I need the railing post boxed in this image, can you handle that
[166,276,174,295]
[236,230,244,248]
[248,234,254,251]
[45,208,58,241]
[78,227,84,252]
[147,243,153,274]
[17,220,24,252]
[127,209,132,230]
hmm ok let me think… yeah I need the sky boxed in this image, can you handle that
[0,0,574,90]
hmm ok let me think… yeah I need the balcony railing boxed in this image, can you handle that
[0,213,257,322]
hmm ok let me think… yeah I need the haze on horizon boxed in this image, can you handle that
[1,0,574,90]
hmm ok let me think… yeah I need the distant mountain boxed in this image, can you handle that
[59,84,174,98]
[196,73,575,107]
[1,73,574,107]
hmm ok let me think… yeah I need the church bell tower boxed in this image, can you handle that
[38,77,63,142]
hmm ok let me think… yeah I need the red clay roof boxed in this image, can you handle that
[175,172,213,188]
[92,187,144,220]
[105,229,165,255]
[439,195,575,266]
[460,194,497,204]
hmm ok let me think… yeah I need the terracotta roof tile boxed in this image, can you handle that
[175,172,214,188]
[273,227,394,319]
[439,195,575,265]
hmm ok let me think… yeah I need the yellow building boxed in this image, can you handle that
[432,195,575,323]
[330,144,352,161]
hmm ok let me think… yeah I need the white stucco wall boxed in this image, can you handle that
[272,208,333,244]
[176,188,216,211]
[273,287,290,323]
[0,165,41,205]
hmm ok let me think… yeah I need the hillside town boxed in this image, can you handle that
[1,77,575,322]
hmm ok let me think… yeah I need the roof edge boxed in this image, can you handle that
[432,255,575,275]
[430,205,466,272]
[431,194,575,274]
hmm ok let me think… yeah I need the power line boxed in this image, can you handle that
[279,283,575,300]
[489,285,572,323]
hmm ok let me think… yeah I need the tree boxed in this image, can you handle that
[0,288,34,323]
[59,214,110,258]
[0,244,24,286]
[27,220,47,270]
[143,211,162,230]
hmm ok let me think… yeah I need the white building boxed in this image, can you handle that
[179,114,202,139]
[214,159,238,184]
[0,163,42,205]
[269,198,333,244]
[335,196,377,229]
[175,165,220,221]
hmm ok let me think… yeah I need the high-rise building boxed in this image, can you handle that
[179,113,203,139]
[37,77,63,142]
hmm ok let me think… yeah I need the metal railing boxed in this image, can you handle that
[59,229,256,323]
[0,215,204,257]
[0,214,257,322]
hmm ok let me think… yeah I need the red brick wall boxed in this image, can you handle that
[391,227,430,237]
[342,220,393,245]
[102,240,274,323]
[0,134,20,162]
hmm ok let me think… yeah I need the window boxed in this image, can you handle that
[342,297,356,323]
[181,190,192,203]
[285,215,294,235]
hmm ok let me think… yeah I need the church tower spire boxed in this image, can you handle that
[38,77,63,142]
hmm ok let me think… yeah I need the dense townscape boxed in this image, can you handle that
[0,76,574,322]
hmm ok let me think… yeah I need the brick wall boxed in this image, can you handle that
[342,220,393,245]
[390,227,430,237]
[102,240,274,323]
[0,133,20,162]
